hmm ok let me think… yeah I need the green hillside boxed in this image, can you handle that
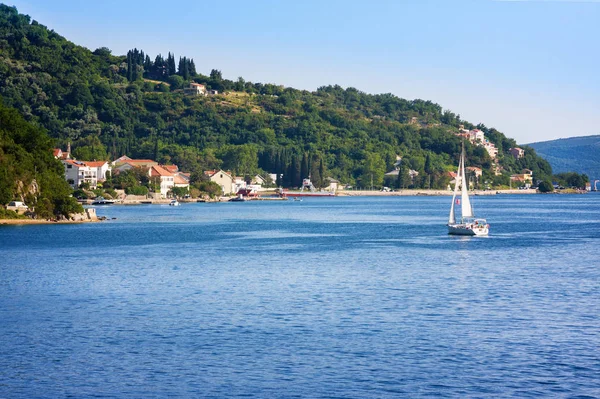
[0,4,554,190]
[0,100,83,218]
[527,135,600,181]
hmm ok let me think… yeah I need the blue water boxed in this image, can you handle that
[1,194,599,398]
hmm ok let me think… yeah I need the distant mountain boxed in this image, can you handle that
[526,135,600,181]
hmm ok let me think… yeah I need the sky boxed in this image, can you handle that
[7,0,600,144]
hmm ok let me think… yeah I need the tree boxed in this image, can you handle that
[167,75,185,90]
[360,152,386,189]
[538,180,554,193]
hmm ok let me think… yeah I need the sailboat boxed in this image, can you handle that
[448,144,489,236]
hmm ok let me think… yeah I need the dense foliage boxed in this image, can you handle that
[0,4,561,190]
[0,100,82,217]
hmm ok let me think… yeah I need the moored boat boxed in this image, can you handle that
[169,199,180,206]
[92,196,115,205]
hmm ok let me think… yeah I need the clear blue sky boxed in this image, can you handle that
[8,0,600,144]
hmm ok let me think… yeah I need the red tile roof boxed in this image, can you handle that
[85,161,108,167]
[150,165,174,177]
[162,165,179,173]
[174,175,188,184]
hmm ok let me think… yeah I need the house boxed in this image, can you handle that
[252,175,267,186]
[483,140,498,158]
[509,147,525,159]
[511,169,533,187]
[469,129,485,143]
[208,89,218,95]
[85,161,111,182]
[53,143,71,160]
[466,166,483,179]
[162,165,179,174]
[62,159,98,189]
[184,82,206,96]
[204,169,234,195]
[173,174,190,189]
[112,159,158,174]
[323,177,340,192]
[149,165,175,197]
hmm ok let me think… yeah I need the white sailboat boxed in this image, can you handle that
[448,144,489,236]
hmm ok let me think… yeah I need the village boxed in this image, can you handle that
[47,122,541,207]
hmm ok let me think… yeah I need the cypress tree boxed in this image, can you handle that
[188,59,197,76]
[126,52,133,81]
[319,158,325,187]
[301,152,309,179]
[178,56,184,76]
[167,52,176,76]
[310,154,321,188]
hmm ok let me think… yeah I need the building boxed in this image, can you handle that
[509,147,525,159]
[149,165,175,197]
[233,176,247,194]
[53,143,71,160]
[469,129,485,143]
[62,160,98,189]
[112,159,158,174]
[466,166,483,179]
[204,169,234,195]
[85,161,111,182]
[173,174,190,189]
[252,175,267,186]
[184,82,206,96]
[323,177,340,192]
[510,169,533,187]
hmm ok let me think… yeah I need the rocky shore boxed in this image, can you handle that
[0,208,100,225]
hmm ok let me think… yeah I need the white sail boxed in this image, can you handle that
[460,146,473,219]
[448,154,462,224]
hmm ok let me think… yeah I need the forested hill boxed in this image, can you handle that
[0,100,82,218]
[527,135,600,181]
[0,4,552,189]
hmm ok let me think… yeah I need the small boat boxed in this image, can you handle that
[229,194,247,202]
[92,196,115,205]
[448,143,489,236]
[169,199,180,206]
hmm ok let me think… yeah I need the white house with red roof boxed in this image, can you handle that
[62,159,98,189]
[184,82,206,96]
[85,161,111,181]
[149,165,176,197]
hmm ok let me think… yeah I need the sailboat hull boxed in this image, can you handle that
[448,222,489,236]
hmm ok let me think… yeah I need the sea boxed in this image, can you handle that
[1,194,599,398]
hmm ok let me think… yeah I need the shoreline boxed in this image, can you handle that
[0,218,101,225]
[336,189,539,196]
